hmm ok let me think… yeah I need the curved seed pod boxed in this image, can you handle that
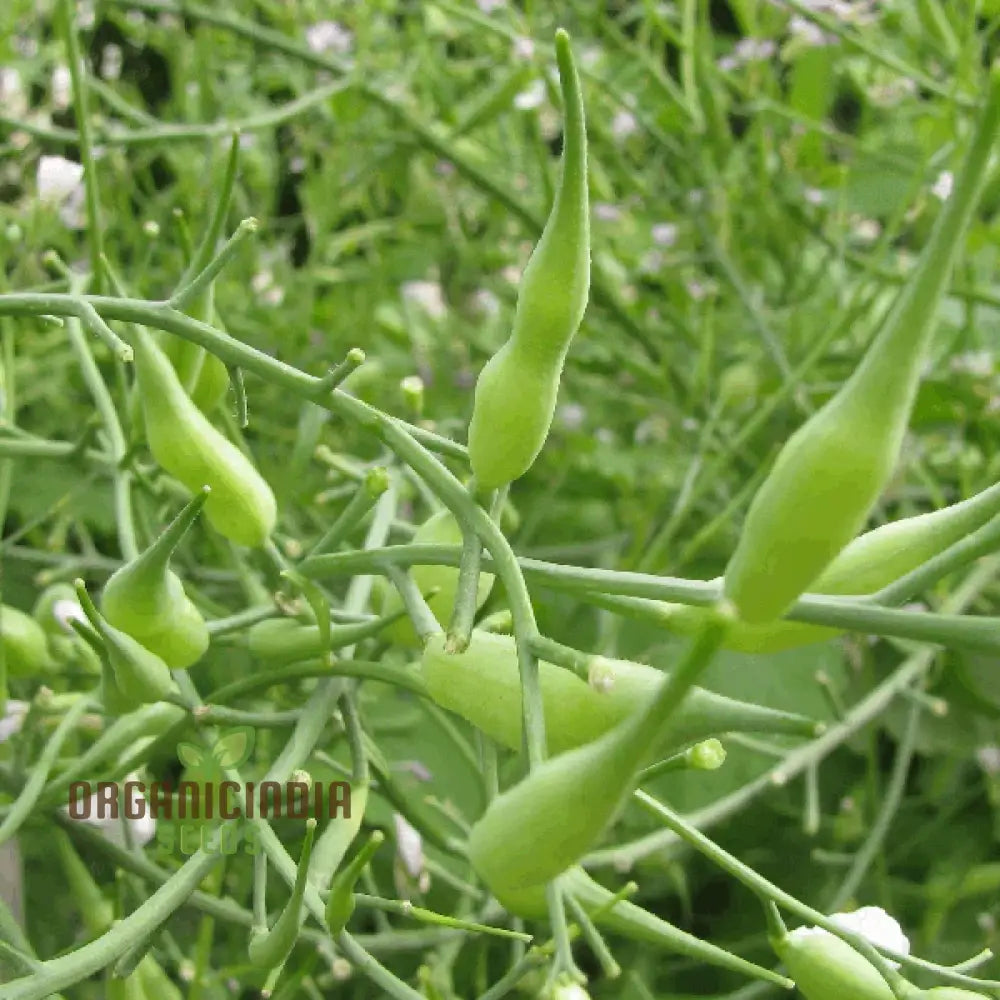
[308,782,369,891]
[724,68,1000,624]
[100,489,211,669]
[134,956,184,1000]
[74,580,174,706]
[163,285,231,413]
[1,605,53,677]
[325,830,385,935]
[467,30,590,490]
[499,867,791,988]
[248,610,409,666]
[378,511,494,648]
[421,631,816,756]
[467,629,722,892]
[773,929,896,1000]
[248,819,317,969]
[655,476,1000,652]
[130,325,276,548]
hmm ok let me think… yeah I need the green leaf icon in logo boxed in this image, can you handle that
[176,726,255,773]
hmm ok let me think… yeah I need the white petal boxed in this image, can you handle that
[0,701,29,743]
[393,812,424,879]
[37,155,84,204]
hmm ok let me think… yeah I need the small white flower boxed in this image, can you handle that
[0,68,27,117]
[789,15,833,46]
[305,21,353,55]
[500,264,522,285]
[720,36,777,70]
[101,44,123,81]
[950,350,993,377]
[262,285,285,306]
[976,745,1000,775]
[476,0,505,11]
[470,288,500,316]
[593,202,621,222]
[804,187,826,205]
[790,907,910,967]
[686,278,716,301]
[77,0,96,29]
[251,269,274,295]
[514,79,546,111]
[868,76,917,107]
[513,36,534,60]
[931,170,954,202]
[401,280,446,319]
[850,216,881,243]
[558,402,586,430]
[393,812,425,880]
[14,35,38,58]
[51,65,72,110]
[37,155,84,205]
[652,222,678,247]
[612,109,638,140]
[0,701,29,743]
[52,598,87,635]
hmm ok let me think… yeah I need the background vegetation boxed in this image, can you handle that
[3,1,1000,997]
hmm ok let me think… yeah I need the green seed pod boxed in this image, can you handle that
[421,631,816,756]
[309,782,369,891]
[724,69,1000,624]
[134,955,184,1000]
[74,580,174,706]
[773,929,896,1000]
[1,605,53,677]
[100,489,211,669]
[248,819,317,970]
[656,476,1000,652]
[499,867,791,987]
[247,610,408,665]
[378,511,494,648]
[130,325,276,548]
[157,280,230,415]
[325,830,385,935]
[467,30,590,490]
[467,629,723,893]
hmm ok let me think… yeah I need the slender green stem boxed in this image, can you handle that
[827,698,922,911]
[58,0,104,289]
[0,697,92,846]
[62,282,138,560]
[169,218,259,311]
